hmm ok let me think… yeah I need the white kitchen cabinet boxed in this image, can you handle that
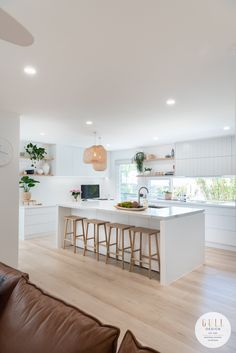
[151,200,236,251]
[19,205,57,240]
[175,136,235,176]
[54,144,109,177]
[175,156,232,176]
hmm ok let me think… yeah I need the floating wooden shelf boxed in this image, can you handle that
[145,157,175,162]
[19,173,54,177]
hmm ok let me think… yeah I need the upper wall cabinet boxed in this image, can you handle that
[175,136,235,176]
[54,145,109,177]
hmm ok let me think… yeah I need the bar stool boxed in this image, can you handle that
[106,223,133,269]
[129,226,160,279]
[84,219,109,260]
[63,215,87,253]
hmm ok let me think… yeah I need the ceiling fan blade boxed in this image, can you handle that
[0,8,34,46]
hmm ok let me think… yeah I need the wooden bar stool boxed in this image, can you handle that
[105,223,133,269]
[63,215,87,254]
[84,219,109,260]
[129,226,160,279]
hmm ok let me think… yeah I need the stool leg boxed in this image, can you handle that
[96,225,99,261]
[73,220,76,254]
[106,227,112,264]
[149,234,152,279]
[116,227,118,260]
[104,224,108,246]
[156,233,160,272]
[121,229,124,269]
[84,222,89,256]
[93,224,96,253]
[63,219,68,249]
[140,232,143,268]
[129,230,133,271]
[81,219,85,255]
[130,231,135,272]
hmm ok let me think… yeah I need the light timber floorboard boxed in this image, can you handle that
[19,237,236,353]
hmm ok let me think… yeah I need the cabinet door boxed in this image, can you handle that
[175,137,233,176]
[56,145,74,176]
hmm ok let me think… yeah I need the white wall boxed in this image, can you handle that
[19,176,111,204]
[0,111,19,267]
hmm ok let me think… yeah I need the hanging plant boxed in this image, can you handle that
[134,152,145,173]
[25,143,47,167]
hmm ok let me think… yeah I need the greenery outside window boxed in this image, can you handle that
[172,177,236,202]
[118,163,138,201]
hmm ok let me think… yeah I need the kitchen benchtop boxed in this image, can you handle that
[152,199,236,209]
[58,201,204,220]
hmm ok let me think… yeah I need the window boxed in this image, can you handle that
[118,163,138,201]
[172,177,236,202]
[148,179,171,200]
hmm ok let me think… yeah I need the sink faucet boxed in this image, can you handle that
[138,187,149,204]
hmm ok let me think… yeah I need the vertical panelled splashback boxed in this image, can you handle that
[175,136,235,176]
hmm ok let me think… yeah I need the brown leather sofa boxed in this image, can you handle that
[0,262,160,353]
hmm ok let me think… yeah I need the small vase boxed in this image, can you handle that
[23,192,31,202]
[42,162,50,175]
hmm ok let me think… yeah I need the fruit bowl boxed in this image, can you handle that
[114,201,147,211]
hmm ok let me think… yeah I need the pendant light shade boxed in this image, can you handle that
[83,147,93,164]
[83,133,107,171]
[93,160,107,171]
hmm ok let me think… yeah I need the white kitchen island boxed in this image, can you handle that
[57,201,205,285]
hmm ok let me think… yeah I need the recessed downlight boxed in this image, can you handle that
[223,126,230,131]
[153,137,159,141]
[166,98,176,106]
[106,143,110,147]
[86,121,93,125]
[40,132,45,136]
[24,66,37,75]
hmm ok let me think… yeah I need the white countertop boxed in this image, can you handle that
[19,203,56,209]
[152,199,236,209]
[58,200,204,220]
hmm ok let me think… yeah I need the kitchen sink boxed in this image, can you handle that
[148,205,167,209]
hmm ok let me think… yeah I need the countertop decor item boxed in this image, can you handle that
[70,189,81,202]
[24,143,47,167]
[42,161,50,175]
[144,167,152,175]
[164,191,172,200]
[134,152,145,173]
[146,154,156,160]
[115,201,147,211]
[19,175,40,202]
[115,205,147,211]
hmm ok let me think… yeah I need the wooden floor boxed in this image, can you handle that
[19,237,236,353]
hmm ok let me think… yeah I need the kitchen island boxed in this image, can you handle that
[57,201,205,285]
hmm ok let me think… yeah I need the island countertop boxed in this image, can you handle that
[57,200,204,220]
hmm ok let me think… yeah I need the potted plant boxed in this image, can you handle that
[25,143,47,168]
[19,176,40,202]
[134,152,145,174]
[70,189,81,202]
[164,190,172,200]
[144,167,152,176]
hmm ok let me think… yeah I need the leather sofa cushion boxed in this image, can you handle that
[0,262,29,313]
[118,331,160,353]
[0,278,120,353]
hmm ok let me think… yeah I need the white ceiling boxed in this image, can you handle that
[0,0,236,150]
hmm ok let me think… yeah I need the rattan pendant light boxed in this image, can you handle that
[83,133,107,171]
